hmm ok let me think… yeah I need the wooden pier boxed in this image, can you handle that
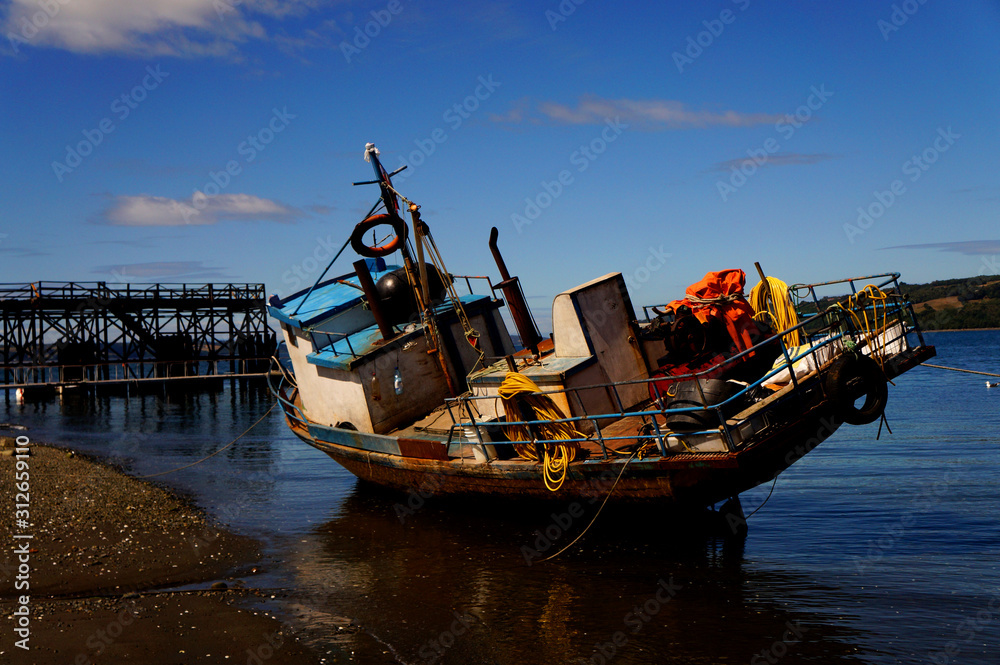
[0,281,277,396]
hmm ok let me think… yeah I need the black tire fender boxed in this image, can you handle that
[823,353,888,426]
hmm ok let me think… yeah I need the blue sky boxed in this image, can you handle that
[2,0,998,331]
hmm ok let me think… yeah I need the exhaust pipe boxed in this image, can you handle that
[489,227,542,356]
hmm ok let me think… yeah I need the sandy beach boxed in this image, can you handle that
[1,439,324,664]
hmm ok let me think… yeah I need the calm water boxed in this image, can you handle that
[5,331,999,664]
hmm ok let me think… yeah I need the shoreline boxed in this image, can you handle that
[1,440,325,664]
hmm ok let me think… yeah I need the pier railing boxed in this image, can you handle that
[0,281,266,303]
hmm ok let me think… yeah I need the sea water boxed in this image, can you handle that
[5,330,998,664]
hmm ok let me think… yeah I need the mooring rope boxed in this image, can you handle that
[921,363,1000,379]
[138,404,274,479]
[538,449,639,563]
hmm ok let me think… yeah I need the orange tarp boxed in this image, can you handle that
[666,269,759,353]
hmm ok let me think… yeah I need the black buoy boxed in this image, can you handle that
[374,264,447,327]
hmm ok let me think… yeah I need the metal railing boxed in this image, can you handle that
[269,274,922,463]
[302,273,500,360]
[448,275,919,460]
[0,281,266,302]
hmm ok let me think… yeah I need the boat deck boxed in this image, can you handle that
[395,401,676,461]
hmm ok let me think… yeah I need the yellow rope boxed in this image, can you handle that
[749,276,802,346]
[498,372,581,492]
[830,285,893,370]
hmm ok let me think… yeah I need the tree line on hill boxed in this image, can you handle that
[791,274,1000,330]
[900,274,1000,330]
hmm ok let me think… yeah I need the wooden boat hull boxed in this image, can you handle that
[288,403,836,506]
[282,344,934,507]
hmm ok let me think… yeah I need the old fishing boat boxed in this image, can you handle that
[267,143,935,510]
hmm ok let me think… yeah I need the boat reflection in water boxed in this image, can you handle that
[276,487,867,665]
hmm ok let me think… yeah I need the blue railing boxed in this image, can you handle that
[450,274,920,460]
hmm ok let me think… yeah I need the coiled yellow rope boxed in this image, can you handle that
[749,276,802,347]
[497,372,581,491]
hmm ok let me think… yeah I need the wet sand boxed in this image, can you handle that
[1,440,324,664]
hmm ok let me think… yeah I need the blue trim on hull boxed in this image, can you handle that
[306,421,403,456]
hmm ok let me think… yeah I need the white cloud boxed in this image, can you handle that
[711,152,838,172]
[1,0,330,57]
[91,260,230,279]
[102,193,301,226]
[491,96,783,129]
[883,241,1000,256]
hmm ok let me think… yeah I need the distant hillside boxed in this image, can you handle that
[794,274,1000,331]
[901,274,1000,330]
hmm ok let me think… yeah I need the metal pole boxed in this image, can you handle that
[352,260,395,341]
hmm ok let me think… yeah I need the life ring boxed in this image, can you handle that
[823,353,888,426]
[350,214,408,258]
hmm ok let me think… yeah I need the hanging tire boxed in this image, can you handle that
[351,214,408,258]
[823,353,888,425]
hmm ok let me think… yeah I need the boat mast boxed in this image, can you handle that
[358,144,458,395]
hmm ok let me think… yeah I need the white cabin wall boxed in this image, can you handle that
[550,273,649,409]
[309,367,372,430]
[280,324,375,431]
[281,322,452,433]
[552,294,589,357]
